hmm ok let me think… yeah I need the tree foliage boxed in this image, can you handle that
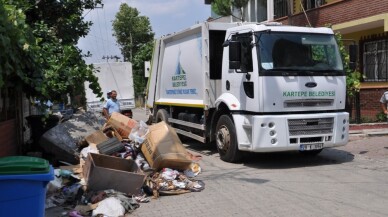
[211,0,249,20]
[0,0,103,107]
[112,3,154,97]
[112,4,154,62]
[211,0,232,17]
[132,42,154,96]
[335,32,362,97]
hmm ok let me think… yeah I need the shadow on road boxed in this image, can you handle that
[243,148,354,169]
[182,138,219,156]
[182,137,354,170]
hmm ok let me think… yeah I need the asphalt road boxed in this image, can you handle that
[131,108,388,217]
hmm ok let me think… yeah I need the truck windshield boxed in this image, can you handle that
[257,32,344,75]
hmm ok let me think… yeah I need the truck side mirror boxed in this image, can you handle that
[349,44,358,71]
[229,41,241,69]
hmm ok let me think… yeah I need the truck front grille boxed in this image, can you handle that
[284,99,333,108]
[288,118,334,136]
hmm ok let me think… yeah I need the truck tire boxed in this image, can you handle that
[215,115,242,163]
[156,109,169,123]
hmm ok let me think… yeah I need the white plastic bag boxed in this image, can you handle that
[80,146,98,158]
[92,197,125,217]
[129,120,149,144]
[161,168,180,181]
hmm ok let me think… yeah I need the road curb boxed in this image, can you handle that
[349,130,388,138]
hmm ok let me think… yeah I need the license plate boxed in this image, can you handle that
[299,143,323,151]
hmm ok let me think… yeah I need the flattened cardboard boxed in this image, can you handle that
[83,153,145,195]
[141,121,192,171]
[102,125,123,141]
[85,130,109,145]
[107,112,138,139]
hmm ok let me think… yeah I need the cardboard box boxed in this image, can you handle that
[107,112,138,139]
[83,153,145,195]
[141,121,192,171]
[85,130,109,145]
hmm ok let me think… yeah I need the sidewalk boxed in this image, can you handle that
[349,122,388,137]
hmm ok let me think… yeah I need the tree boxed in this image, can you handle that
[0,0,103,108]
[335,33,361,97]
[211,0,249,21]
[132,42,154,96]
[212,0,232,17]
[112,4,154,62]
[112,3,154,97]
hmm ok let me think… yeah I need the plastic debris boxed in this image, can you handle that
[92,197,125,217]
[161,168,180,181]
[183,162,201,178]
[129,120,149,144]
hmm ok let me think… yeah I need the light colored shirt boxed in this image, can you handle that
[380,91,388,104]
[103,98,120,115]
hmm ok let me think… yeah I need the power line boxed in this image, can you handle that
[102,55,121,62]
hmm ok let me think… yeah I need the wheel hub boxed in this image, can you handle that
[216,126,230,151]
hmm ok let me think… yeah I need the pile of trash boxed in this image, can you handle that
[44,112,205,216]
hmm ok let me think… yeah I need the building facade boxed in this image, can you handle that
[0,87,37,157]
[206,0,388,122]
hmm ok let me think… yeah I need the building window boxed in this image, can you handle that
[363,39,388,81]
[257,0,267,22]
[274,0,289,18]
[303,0,325,10]
[243,0,268,22]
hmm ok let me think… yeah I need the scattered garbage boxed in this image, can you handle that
[41,112,204,216]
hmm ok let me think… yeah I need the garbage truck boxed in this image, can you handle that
[85,62,135,118]
[146,21,354,162]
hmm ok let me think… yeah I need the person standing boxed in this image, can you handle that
[103,90,120,120]
[380,91,388,120]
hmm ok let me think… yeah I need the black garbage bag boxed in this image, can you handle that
[39,110,105,165]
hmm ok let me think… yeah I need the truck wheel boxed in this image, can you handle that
[156,109,169,123]
[215,115,242,163]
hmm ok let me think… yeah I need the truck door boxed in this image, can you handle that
[225,33,258,112]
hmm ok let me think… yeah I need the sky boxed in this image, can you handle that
[77,0,212,64]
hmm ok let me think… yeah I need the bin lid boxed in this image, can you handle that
[0,156,50,175]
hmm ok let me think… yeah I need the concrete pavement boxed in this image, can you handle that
[131,133,388,217]
[349,124,388,138]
